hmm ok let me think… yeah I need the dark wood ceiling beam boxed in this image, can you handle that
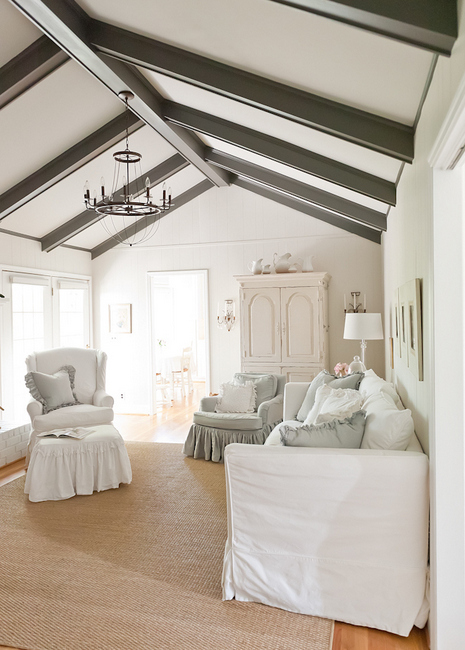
[0,111,143,221]
[164,102,396,205]
[90,20,414,162]
[234,177,381,243]
[0,34,68,110]
[41,153,188,252]
[91,179,213,259]
[206,149,387,230]
[9,0,229,187]
[267,0,457,56]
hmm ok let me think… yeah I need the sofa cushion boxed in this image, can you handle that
[304,384,363,425]
[234,373,277,408]
[25,365,80,414]
[193,411,263,430]
[361,393,414,450]
[359,369,403,409]
[296,370,364,422]
[281,410,367,448]
[33,404,114,432]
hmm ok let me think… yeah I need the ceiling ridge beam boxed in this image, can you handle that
[41,153,188,252]
[206,148,387,230]
[90,20,414,162]
[9,0,229,187]
[234,177,381,243]
[164,102,396,205]
[0,111,144,222]
[0,34,68,110]
[90,178,213,259]
[267,0,457,56]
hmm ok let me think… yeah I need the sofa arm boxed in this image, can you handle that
[199,396,218,412]
[223,444,429,637]
[283,382,311,420]
[27,399,43,425]
[93,389,114,408]
[257,394,283,426]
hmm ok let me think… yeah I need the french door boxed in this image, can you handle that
[1,270,91,420]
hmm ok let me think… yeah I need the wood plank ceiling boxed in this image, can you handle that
[0,0,458,257]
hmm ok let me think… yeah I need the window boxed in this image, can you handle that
[1,270,91,421]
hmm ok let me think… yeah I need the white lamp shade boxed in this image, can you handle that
[344,313,384,340]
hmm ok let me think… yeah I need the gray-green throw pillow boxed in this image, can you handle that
[280,410,367,448]
[296,370,364,422]
[234,373,277,409]
[25,365,80,414]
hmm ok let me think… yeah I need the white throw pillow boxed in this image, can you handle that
[215,381,256,413]
[359,369,403,409]
[304,384,363,425]
[361,393,414,450]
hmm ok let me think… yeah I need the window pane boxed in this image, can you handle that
[11,283,46,420]
[59,288,87,348]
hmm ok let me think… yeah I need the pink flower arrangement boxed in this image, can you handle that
[334,362,350,378]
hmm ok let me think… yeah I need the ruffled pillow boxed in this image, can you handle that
[304,384,363,425]
[25,365,80,414]
[280,410,367,448]
[215,381,256,413]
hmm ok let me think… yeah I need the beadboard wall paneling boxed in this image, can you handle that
[0,232,91,275]
[91,184,383,414]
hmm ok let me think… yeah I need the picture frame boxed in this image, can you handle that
[405,278,423,381]
[398,284,409,365]
[109,303,132,334]
[392,289,401,359]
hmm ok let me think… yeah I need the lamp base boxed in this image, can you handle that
[349,355,366,373]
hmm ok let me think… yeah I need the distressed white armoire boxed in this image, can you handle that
[235,272,330,382]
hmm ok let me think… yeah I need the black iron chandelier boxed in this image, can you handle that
[83,90,173,246]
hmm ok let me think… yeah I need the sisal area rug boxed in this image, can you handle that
[0,443,334,650]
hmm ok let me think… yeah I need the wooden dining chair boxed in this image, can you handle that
[171,347,193,398]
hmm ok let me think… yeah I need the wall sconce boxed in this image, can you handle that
[217,299,236,331]
[344,291,366,313]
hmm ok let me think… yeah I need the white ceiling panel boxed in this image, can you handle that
[0,60,123,194]
[2,126,177,238]
[140,70,402,183]
[66,164,205,249]
[204,137,389,214]
[79,0,432,124]
[0,0,42,66]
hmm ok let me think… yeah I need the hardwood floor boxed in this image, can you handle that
[0,382,428,650]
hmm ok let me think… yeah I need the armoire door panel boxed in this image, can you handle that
[242,288,281,362]
[281,287,320,364]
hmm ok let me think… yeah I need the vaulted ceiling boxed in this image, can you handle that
[0,0,457,257]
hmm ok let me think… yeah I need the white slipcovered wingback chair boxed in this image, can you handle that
[25,347,114,462]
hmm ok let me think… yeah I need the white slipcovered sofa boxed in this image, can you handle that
[222,371,429,637]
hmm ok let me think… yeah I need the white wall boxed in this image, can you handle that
[92,184,383,414]
[0,232,91,275]
[382,3,465,646]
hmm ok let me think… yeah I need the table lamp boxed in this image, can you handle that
[343,313,383,371]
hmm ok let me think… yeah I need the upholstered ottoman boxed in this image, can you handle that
[24,424,132,502]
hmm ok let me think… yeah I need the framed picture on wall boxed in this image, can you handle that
[398,284,409,365]
[109,303,132,334]
[392,289,401,359]
[405,278,423,381]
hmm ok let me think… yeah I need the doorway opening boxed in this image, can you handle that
[148,270,209,411]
